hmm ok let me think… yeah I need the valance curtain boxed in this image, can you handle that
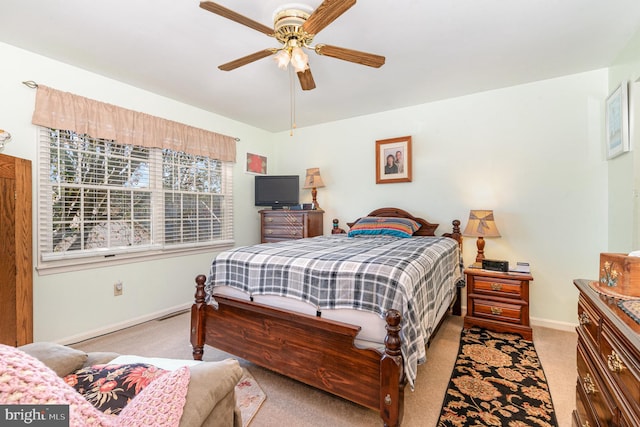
[31,85,236,162]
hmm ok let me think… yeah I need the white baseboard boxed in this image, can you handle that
[58,302,192,345]
[530,316,577,333]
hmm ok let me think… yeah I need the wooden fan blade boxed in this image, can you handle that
[297,69,316,91]
[302,0,356,35]
[315,44,385,68]
[218,49,275,71]
[200,1,273,36]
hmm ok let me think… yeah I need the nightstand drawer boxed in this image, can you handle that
[471,299,522,324]
[463,269,533,339]
[472,277,523,299]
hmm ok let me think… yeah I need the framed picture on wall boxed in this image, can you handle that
[375,136,412,184]
[246,153,267,174]
[605,81,630,160]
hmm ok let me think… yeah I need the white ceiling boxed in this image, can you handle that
[2,0,640,133]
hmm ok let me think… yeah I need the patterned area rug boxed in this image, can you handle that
[437,328,558,427]
[236,369,266,426]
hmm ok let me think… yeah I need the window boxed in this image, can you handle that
[38,128,233,271]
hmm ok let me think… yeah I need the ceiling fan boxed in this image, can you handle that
[199,0,386,91]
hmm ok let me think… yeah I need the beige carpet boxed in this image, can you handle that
[71,312,576,427]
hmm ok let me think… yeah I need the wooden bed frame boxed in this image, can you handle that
[190,208,462,427]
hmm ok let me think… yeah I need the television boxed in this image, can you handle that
[254,175,300,209]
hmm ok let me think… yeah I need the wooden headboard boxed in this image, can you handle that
[346,207,438,236]
[334,206,462,245]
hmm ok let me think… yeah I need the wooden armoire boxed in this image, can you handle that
[0,153,33,346]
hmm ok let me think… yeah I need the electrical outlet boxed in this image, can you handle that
[114,281,123,296]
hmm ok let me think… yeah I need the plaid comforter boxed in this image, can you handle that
[205,234,463,388]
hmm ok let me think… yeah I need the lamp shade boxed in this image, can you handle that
[303,168,325,188]
[462,210,501,237]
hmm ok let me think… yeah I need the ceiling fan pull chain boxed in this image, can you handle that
[290,66,297,136]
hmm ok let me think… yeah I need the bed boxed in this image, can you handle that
[190,207,463,427]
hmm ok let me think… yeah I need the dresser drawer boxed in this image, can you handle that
[577,340,616,426]
[470,298,522,324]
[472,277,523,299]
[577,295,601,350]
[262,226,304,240]
[574,383,599,427]
[262,213,304,226]
[599,323,640,418]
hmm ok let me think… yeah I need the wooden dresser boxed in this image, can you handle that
[573,279,640,427]
[464,268,533,340]
[260,209,323,243]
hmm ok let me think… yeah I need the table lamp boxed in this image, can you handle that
[303,168,325,209]
[462,209,501,267]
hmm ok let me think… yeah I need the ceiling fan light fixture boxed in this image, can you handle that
[290,46,309,72]
[274,49,291,70]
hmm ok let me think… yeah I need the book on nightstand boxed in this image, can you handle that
[510,262,530,273]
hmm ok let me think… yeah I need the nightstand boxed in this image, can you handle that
[463,268,534,340]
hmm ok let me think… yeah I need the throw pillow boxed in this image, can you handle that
[19,342,89,377]
[0,344,114,426]
[119,366,190,427]
[1,344,190,427]
[347,216,421,238]
[64,363,168,415]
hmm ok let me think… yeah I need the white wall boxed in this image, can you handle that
[607,26,640,251]
[0,42,275,342]
[273,70,609,328]
[1,39,615,340]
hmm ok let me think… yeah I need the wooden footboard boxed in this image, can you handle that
[190,275,405,427]
[190,210,464,426]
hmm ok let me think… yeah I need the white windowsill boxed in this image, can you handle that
[36,241,234,275]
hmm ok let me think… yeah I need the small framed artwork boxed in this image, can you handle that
[375,136,412,184]
[605,81,630,160]
[246,152,267,174]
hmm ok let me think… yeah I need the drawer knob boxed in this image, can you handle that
[578,312,590,325]
[490,307,503,316]
[582,373,597,395]
[607,350,626,373]
[491,283,503,291]
[384,393,392,406]
[265,218,273,222]
[266,230,272,235]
